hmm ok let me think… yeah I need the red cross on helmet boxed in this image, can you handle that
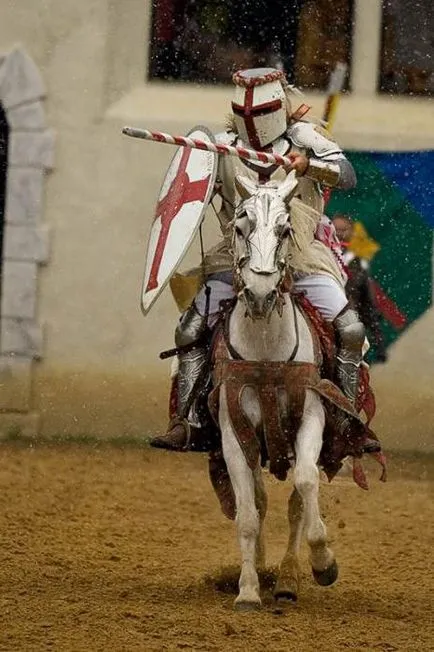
[231,68,288,150]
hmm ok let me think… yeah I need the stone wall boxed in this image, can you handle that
[0,48,53,434]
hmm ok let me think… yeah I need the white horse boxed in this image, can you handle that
[218,172,338,610]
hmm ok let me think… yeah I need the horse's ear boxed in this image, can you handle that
[277,170,299,203]
[235,175,257,201]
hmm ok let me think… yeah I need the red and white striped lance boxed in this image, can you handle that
[122,126,294,168]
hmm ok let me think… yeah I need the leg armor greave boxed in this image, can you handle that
[175,303,208,426]
[333,307,365,405]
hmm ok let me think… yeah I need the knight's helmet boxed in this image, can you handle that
[231,68,291,150]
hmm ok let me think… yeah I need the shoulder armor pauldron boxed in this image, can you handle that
[287,122,343,159]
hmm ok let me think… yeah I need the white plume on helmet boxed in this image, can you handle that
[231,68,291,149]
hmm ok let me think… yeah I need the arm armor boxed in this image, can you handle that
[304,158,356,189]
[288,122,357,189]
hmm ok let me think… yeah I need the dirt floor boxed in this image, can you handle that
[0,443,432,652]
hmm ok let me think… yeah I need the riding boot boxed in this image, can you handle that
[150,348,208,450]
[333,307,381,453]
[150,304,208,451]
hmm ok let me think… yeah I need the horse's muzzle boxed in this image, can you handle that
[242,287,278,320]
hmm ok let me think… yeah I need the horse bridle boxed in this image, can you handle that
[222,291,300,362]
[232,203,292,319]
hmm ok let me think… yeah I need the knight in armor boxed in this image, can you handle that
[150,68,374,452]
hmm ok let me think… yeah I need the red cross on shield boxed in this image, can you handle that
[141,127,218,315]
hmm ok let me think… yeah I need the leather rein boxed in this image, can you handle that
[222,292,300,362]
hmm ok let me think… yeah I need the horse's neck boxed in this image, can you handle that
[229,297,314,362]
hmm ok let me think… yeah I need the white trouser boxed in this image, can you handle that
[293,274,348,320]
[194,274,348,324]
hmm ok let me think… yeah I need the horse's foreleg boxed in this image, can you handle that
[220,388,261,610]
[294,391,338,586]
[274,487,304,601]
[253,466,267,570]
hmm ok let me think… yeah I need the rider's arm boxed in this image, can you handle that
[287,122,357,190]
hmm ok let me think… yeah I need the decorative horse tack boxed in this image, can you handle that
[210,355,321,481]
[208,308,379,487]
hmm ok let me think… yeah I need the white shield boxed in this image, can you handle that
[141,126,218,315]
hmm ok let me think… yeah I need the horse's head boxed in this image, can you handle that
[232,172,298,320]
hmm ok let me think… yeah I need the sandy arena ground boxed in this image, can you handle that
[0,442,432,652]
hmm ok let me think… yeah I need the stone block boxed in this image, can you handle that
[3,223,50,263]
[6,100,46,131]
[0,318,44,359]
[1,261,37,319]
[9,129,55,170]
[0,412,40,439]
[5,168,44,224]
[0,47,45,110]
[0,356,32,411]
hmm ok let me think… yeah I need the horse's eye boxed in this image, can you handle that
[235,215,250,237]
[277,222,291,238]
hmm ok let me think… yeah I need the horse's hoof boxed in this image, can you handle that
[234,599,262,612]
[274,589,297,603]
[273,573,299,602]
[312,559,339,586]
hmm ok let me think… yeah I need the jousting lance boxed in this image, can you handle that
[322,61,348,130]
[122,126,294,168]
